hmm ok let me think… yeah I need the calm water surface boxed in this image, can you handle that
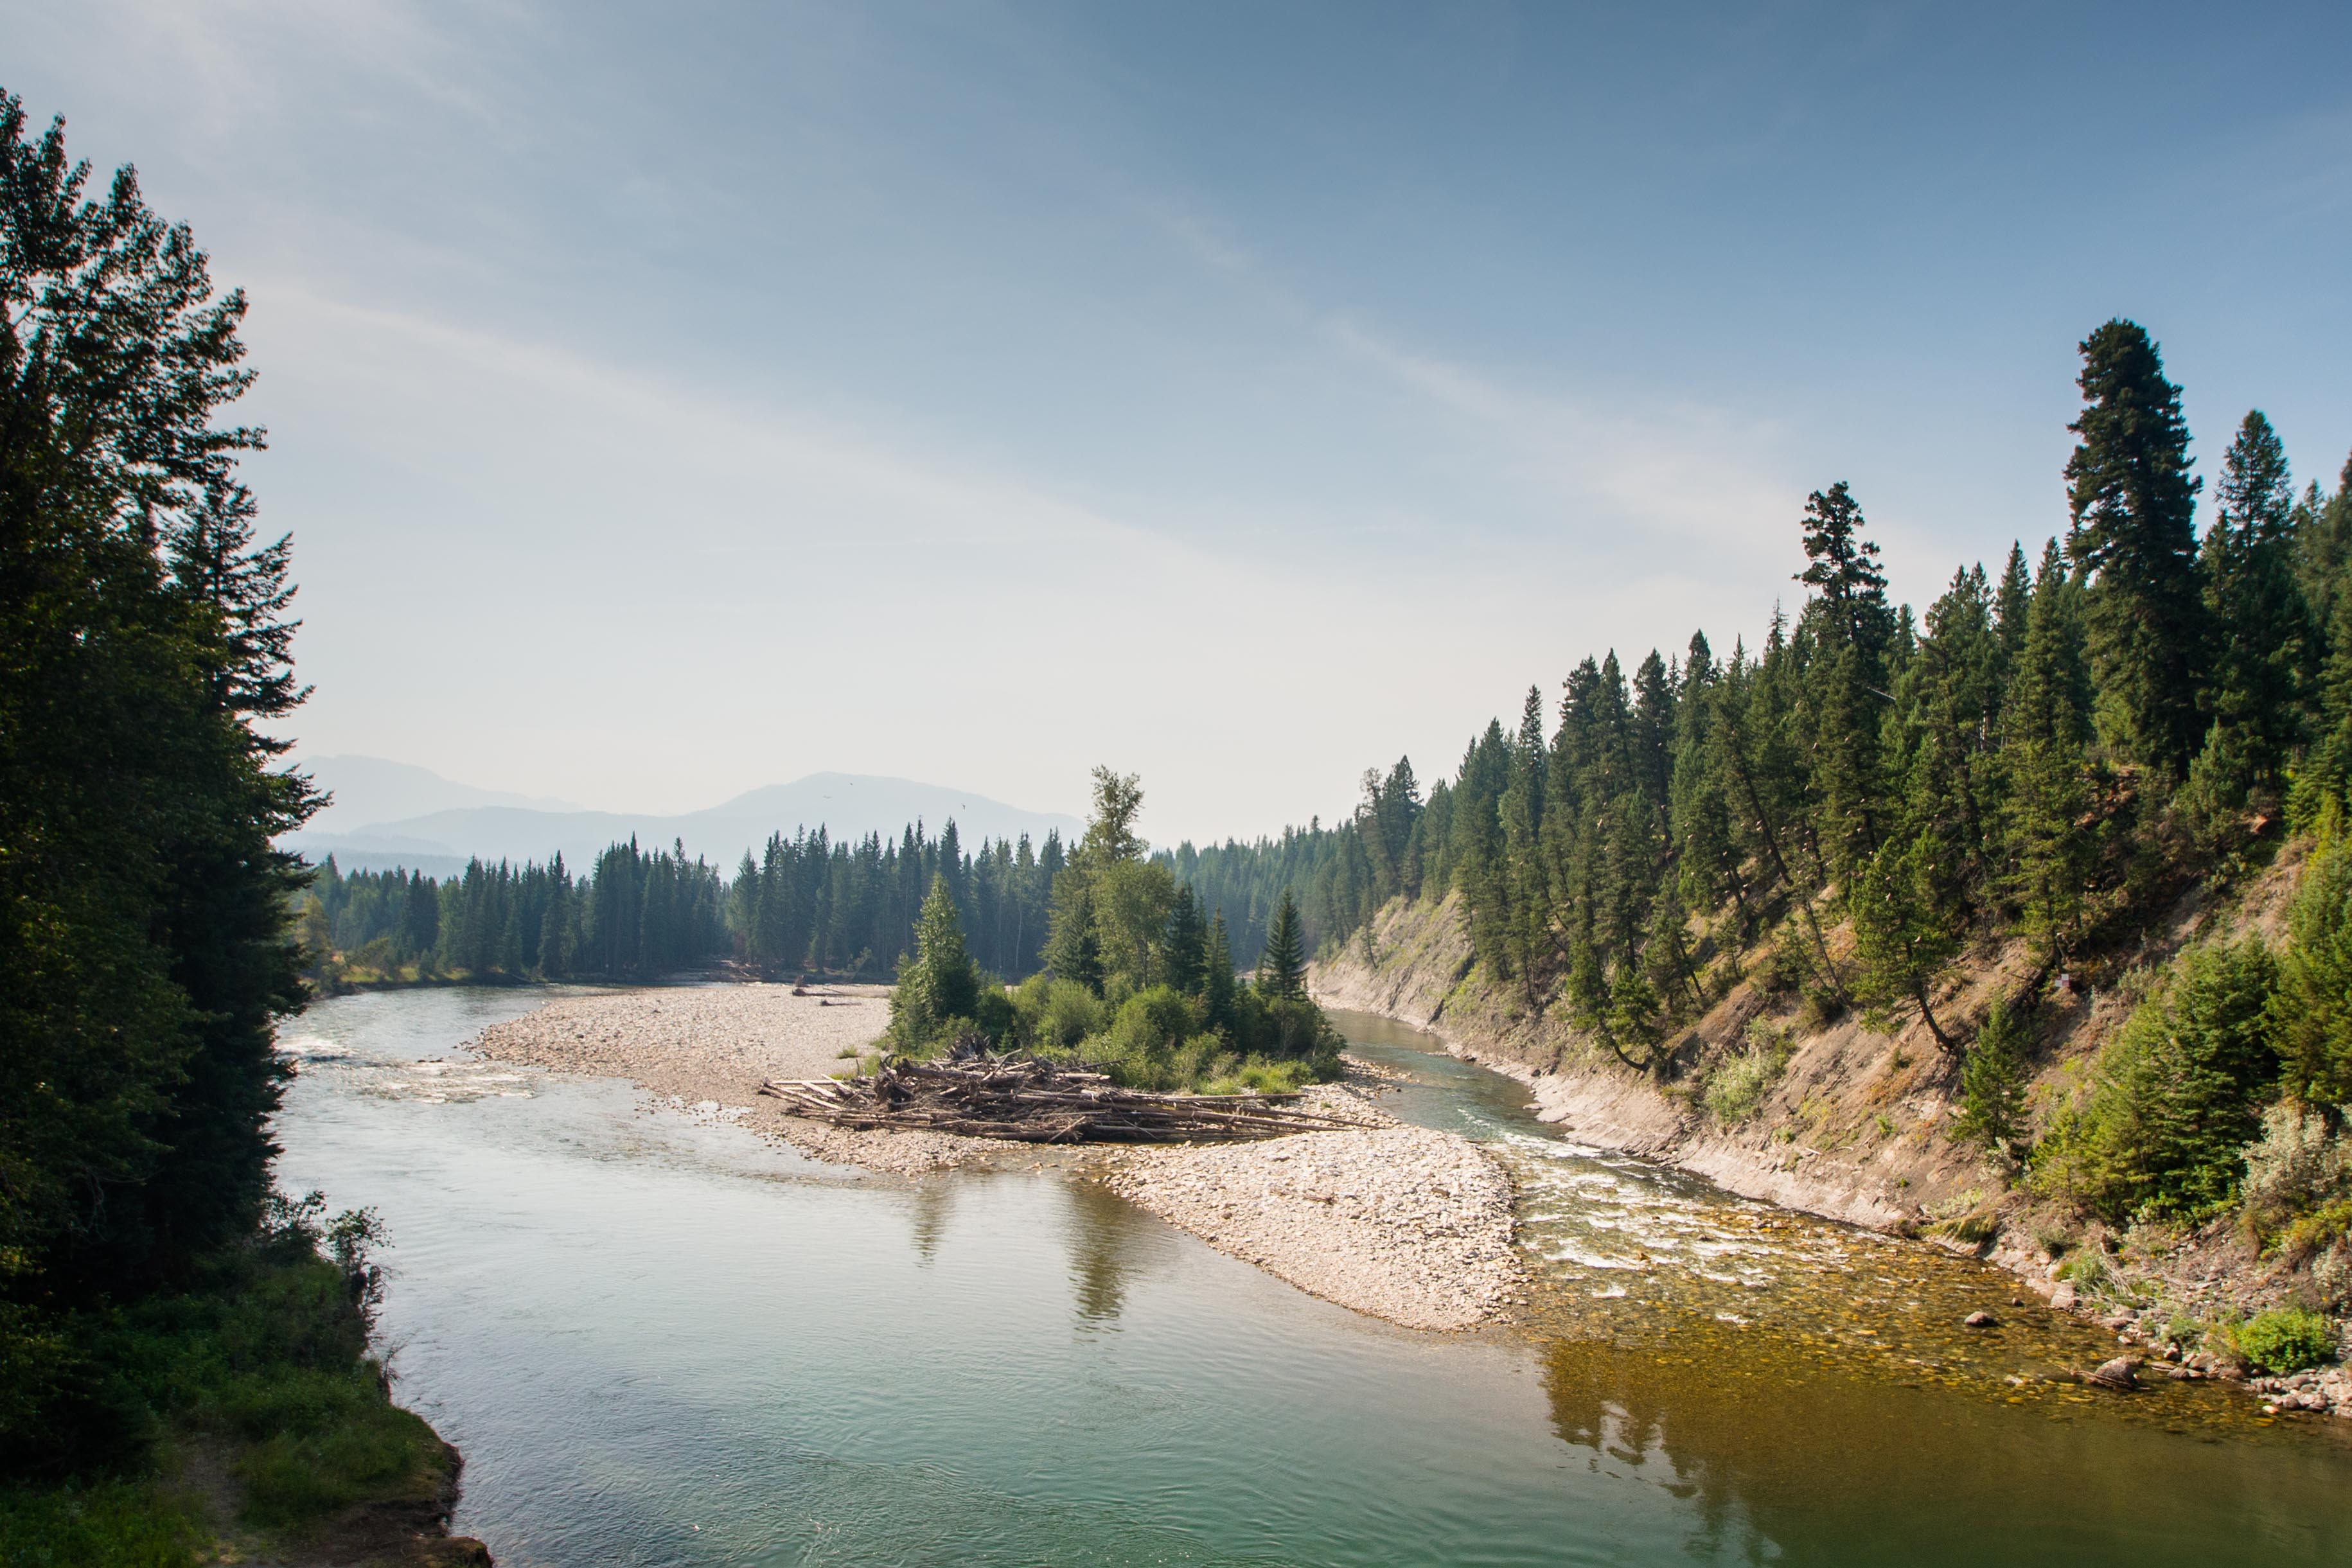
[274,991,2352,1566]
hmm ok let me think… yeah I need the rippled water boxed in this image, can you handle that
[274,989,2352,1565]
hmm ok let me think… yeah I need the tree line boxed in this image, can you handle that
[1180,319,2352,1232]
[1195,320,2352,1056]
[297,821,1073,985]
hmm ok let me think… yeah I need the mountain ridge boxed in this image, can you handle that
[283,762,1083,874]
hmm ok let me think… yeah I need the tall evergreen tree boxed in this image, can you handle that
[1201,910,1238,1031]
[2002,541,2096,965]
[2064,319,2205,777]
[2190,409,2309,808]
[1163,883,1207,996]
[890,875,981,1048]
[1994,541,2033,657]
[1794,482,1895,880]
[1257,888,1307,1001]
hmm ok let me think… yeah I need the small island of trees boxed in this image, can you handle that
[885,768,1342,1093]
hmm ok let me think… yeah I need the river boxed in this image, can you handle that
[275,988,2352,1566]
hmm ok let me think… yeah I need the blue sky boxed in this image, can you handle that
[12,1,2351,840]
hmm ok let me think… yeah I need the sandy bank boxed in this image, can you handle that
[468,983,1001,1174]
[468,985,1523,1327]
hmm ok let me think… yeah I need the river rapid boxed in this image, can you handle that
[276,989,2352,1566]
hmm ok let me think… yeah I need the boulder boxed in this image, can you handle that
[2087,1357,2138,1390]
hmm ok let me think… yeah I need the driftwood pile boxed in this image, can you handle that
[759,1053,1369,1143]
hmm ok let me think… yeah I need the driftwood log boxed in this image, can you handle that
[759,1053,1370,1143]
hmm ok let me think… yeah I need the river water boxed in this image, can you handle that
[275,989,2352,1566]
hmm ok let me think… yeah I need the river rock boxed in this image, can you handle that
[2087,1357,2138,1389]
[1963,1310,1997,1328]
[2049,1282,2078,1310]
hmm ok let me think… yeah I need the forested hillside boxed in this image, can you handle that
[1189,321,2352,1291]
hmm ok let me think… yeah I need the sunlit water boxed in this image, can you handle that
[274,991,2352,1566]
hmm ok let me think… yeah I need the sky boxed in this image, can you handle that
[11,1,2352,844]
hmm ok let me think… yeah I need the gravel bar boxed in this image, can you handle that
[1105,1086,1523,1331]
[470,986,1525,1324]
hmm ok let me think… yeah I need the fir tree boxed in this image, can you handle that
[2189,409,2309,808]
[1163,883,1207,996]
[1954,996,2032,1149]
[890,874,981,1049]
[1257,888,1307,1001]
[1201,910,1238,1030]
[1994,541,2033,657]
[2002,541,2095,965]
[1043,878,1103,993]
[2064,319,2205,777]
[1848,832,1962,1051]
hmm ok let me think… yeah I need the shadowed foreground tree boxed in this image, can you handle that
[0,89,319,1458]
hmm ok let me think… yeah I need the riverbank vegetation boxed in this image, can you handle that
[1191,318,2352,1315]
[0,92,477,1561]
[883,770,1342,1092]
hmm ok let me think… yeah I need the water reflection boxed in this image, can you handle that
[905,1180,954,1265]
[1539,1334,2352,1565]
[1061,1177,1152,1328]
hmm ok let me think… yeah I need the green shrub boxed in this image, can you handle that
[1699,1021,1794,1125]
[1703,1037,1789,1125]
[2030,940,2280,1223]
[2241,1100,2352,1251]
[1010,974,1105,1053]
[2231,1307,2337,1374]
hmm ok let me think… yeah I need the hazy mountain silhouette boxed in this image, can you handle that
[283,761,1083,875]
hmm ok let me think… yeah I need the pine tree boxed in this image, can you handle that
[1954,996,2032,1149]
[2002,541,2096,965]
[2064,319,2206,777]
[1257,888,1307,1001]
[1794,482,1895,881]
[1848,832,1963,1051]
[1201,910,1238,1030]
[2189,409,2310,809]
[1043,877,1103,993]
[1994,542,2033,657]
[1164,883,1207,995]
[890,874,981,1049]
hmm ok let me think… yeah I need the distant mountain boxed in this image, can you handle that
[282,768,1084,876]
[297,755,583,838]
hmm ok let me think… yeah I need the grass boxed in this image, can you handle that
[0,1206,454,1564]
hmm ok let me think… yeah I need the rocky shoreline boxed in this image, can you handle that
[1311,960,2352,1420]
[466,985,1523,1330]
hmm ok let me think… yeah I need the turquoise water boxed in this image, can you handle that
[275,990,2352,1566]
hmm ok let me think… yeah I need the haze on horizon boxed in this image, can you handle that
[10,0,2349,843]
